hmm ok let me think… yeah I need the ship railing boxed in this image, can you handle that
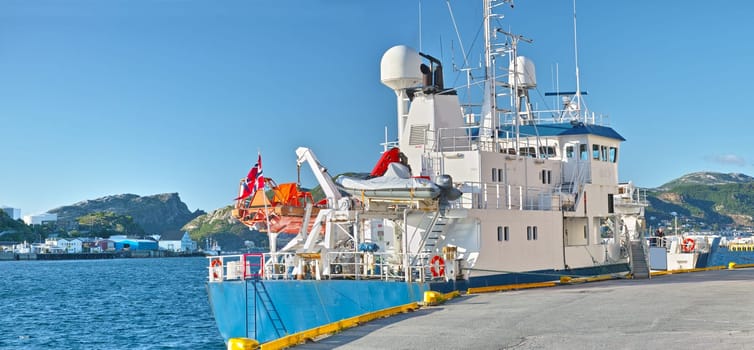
[451,182,566,212]
[207,254,248,282]
[326,251,391,280]
[495,108,611,127]
[325,251,442,282]
[435,116,610,155]
[615,182,649,207]
[208,251,447,282]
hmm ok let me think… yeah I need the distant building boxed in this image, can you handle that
[45,238,83,253]
[1,207,21,220]
[23,213,57,226]
[158,231,197,252]
[94,239,115,252]
[109,235,158,251]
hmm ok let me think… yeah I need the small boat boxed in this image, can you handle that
[647,232,721,270]
[203,237,221,256]
[337,161,441,200]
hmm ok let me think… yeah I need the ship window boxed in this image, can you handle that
[520,147,536,157]
[498,169,503,183]
[533,226,538,240]
[527,226,532,240]
[609,147,618,163]
[505,226,509,241]
[497,226,503,241]
[492,168,497,182]
[580,144,588,160]
[608,194,614,214]
[601,146,608,161]
[566,146,574,159]
[592,144,600,160]
[584,226,588,239]
[539,146,556,158]
[541,170,552,184]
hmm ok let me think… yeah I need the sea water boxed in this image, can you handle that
[0,257,225,350]
[710,246,754,267]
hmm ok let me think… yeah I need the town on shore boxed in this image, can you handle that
[0,232,207,261]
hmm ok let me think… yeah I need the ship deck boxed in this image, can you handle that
[297,268,754,349]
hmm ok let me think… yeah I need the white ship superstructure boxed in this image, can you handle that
[207,1,648,345]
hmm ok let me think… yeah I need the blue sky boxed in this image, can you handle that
[2,0,754,216]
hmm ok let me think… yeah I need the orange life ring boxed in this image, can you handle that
[211,259,223,279]
[681,238,695,253]
[430,255,445,277]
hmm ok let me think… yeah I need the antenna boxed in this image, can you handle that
[418,0,422,51]
[446,0,468,68]
[572,0,581,116]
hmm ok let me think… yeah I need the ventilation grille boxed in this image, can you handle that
[409,124,429,146]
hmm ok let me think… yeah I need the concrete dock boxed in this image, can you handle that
[298,269,754,349]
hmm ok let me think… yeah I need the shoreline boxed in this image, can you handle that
[0,250,206,261]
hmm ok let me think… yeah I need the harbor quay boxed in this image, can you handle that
[299,269,754,350]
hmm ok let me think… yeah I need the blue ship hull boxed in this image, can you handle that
[207,262,629,344]
[207,279,430,344]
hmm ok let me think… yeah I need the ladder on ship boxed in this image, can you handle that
[248,279,287,339]
[411,211,446,267]
[629,239,650,279]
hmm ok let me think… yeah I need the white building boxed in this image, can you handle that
[23,213,58,226]
[1,207,21,220]
[158,231,197,252]
[45,237,83,253]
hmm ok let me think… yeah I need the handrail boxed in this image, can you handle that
[207,251,446,283]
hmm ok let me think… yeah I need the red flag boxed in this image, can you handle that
[235,153,264,200]
[253,154,264,193]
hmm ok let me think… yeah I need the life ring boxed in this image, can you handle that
[211,259,223,279]
[430,255,445,277]
[681,238,695,253]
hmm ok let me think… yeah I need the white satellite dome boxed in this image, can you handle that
[380,45,422,90]
[508,56,537,89]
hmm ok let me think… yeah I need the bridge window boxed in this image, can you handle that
[492,168,497,182]
[520,147,536,157]
[592,144,600,160]
[539,146,556,158]
[566,146,574,159]
[609,147,618,163]
[580,144,588,160]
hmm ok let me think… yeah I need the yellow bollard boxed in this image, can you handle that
[423,290,444,306]
[227,338,259,350]
[728,262,737,270]
[560,276,572,283]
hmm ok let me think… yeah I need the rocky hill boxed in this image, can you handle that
[646,172,754,230]
[657,172,754,190]
[49,193,205,236]
[181,205,269,251]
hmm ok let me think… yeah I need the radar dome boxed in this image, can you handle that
[380,45,422,90]
[508,56,537,89]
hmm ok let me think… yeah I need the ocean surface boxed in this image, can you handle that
[709,246,754,266]
[0,257,225,350]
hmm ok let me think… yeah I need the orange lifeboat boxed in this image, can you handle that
[232,179,324,235]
